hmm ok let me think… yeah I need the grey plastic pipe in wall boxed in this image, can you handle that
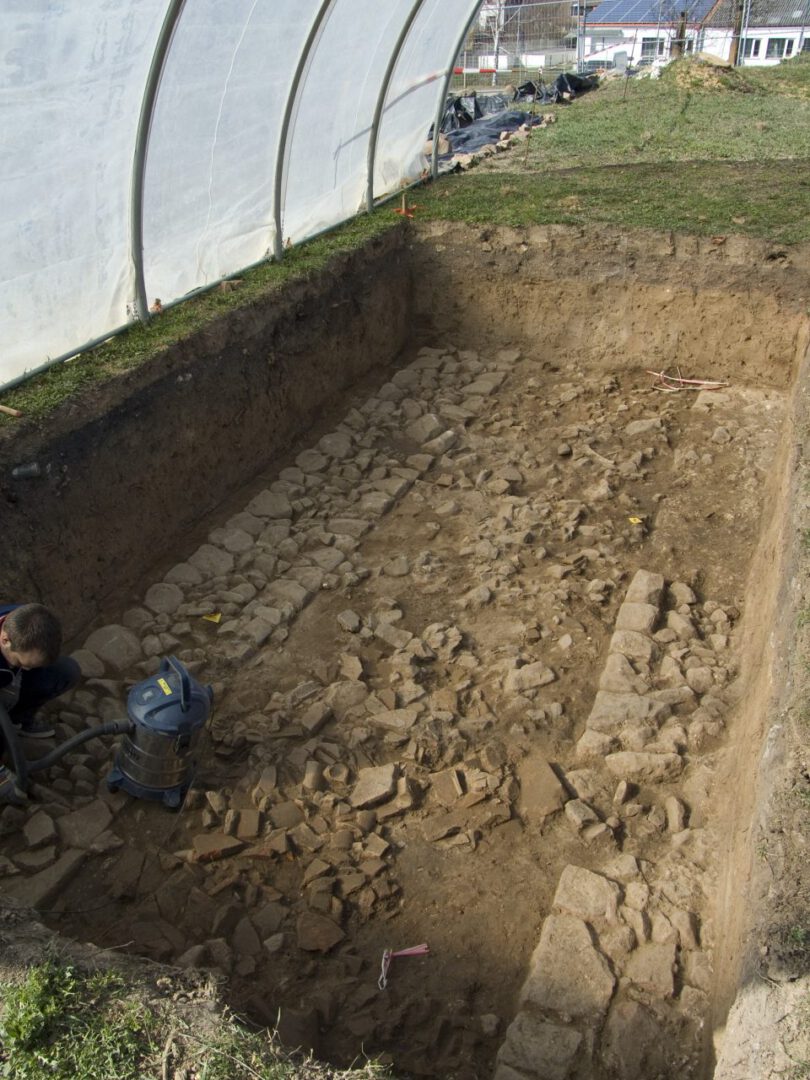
[366,0,431,214]
[273,0,336,261]
[431,0,484,182]
[130,0,189,324]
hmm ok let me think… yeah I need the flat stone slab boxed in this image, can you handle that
[625,942,677,997]
[144,582,184,615]
[520,915,615,1020]
[553,865,621,923]
[609,630,655,664]
[624,569,665,606]
[604,751,684,783]
[192,833,246,862]
[599,652,646,695]
[246,490,292,519]
[497,1012,583,1080]
[83,625,142,672]
[517,754,566,823]
[615,602,658,634]
[296,912,345,952]
[350,765,398,809]
[4,849,86,909]
[188,543,235,577]
[504,662,556,693]
[367,707,420,733]
[587,691,669,733]
[23,811,57,849]
[57,800,113,848]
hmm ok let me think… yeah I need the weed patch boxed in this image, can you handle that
[0,960,157,1080]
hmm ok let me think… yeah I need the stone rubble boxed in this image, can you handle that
[0,338,780,1079]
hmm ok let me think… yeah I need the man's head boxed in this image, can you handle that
[0,605,62,669]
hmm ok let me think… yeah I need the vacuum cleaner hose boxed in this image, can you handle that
[0,702,29,790]
[0,704,134,790]
[27,719,134,774]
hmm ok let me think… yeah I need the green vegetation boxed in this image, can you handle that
[0,958,393,1080]
[0,960,157,1080]
[419,55,810,241]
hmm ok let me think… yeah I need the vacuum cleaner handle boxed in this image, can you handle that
[164,655,191,712]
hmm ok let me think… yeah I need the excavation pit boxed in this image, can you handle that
[2,223,809,1080]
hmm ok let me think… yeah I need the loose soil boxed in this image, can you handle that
[2,224,809,1080]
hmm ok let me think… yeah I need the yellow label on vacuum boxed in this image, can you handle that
[157,678,172,695]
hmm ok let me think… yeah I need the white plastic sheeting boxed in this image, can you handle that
[0,0,481,390]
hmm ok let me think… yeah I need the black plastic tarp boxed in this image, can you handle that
[443,108,544,155]
[514,72,598,104]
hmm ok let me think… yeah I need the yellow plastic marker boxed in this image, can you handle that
[202,612,222,624]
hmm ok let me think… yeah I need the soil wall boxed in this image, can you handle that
[0,227,411,640]
[409,222,810,388]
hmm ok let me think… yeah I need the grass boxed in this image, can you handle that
[0,958,394,1080]
[417,54,810,241]
[0,960,158,1080]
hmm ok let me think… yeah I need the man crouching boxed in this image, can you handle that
[0,603,80,804]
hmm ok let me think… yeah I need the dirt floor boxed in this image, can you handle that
[2,226,810,1080]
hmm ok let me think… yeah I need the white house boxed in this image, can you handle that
[584,0,809,66]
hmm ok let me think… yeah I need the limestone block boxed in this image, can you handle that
[587,691,670,734]
[552,865,621,923]
[83,625,142,672]
[625,569,665,606]
[57,800,113,848]
[520,914,615,1020]
[247,490,293,519]
[604,751,684,783]
[496,1013,582,1080]
[609,630,656,664]
[71,649,105,678]
[625,942,677,997]
[505,662,557,693]
[317,432,353,459]
[350,765,398,809]
[164,562,204,586]
[599,653,646,695]
[188,544,234,578]
[601,1000,668,1077]
[296,912,345,952]
[517,754,567,823]
[575,729,618,762]
[616,602,658,634]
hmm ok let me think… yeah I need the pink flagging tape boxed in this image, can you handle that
[378,943,430,989]
[646,369,730,393]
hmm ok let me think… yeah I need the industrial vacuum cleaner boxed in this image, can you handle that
[0,656,213,809]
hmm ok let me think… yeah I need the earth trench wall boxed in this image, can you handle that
[3,221,810,1072]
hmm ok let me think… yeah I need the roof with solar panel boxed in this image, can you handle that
[587,0,719,24]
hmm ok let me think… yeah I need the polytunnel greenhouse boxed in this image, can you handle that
[2,5,810,1080]
[1,0,481,389]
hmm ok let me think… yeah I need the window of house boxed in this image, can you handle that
[766,37,788,58]
[742,37,761,57]
[641,36,666,57]
[785,38,794,55]
[803,37,810,52]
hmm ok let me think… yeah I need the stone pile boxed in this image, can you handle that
[0,335,775,1078]
[495,567,734,1080]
